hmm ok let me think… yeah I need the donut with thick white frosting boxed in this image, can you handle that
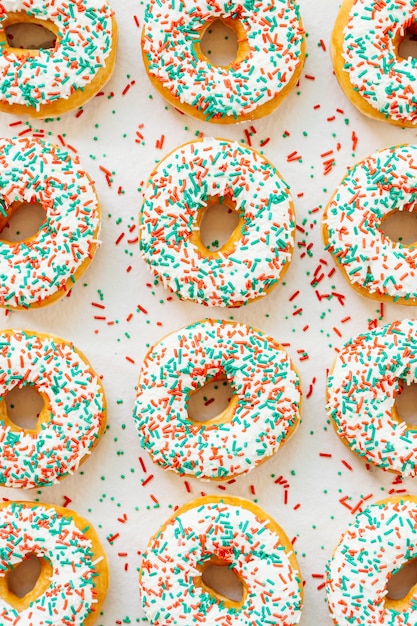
[134,318,301,481]
[140,495,303,625]
[0,329,106,489]
[332,0,417,126]
[323,144,417,305]
[326,319,417,477]
[0,500,108,625]
[141,0,305,123]
[326,496,417,625]
[0,0,118,118]
[139,138,296,308]
[0,136,101,309]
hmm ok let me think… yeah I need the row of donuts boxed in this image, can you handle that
[139,494,417,626]
[4,133,416,311]
[2,315,416,489]
[5,492,415,626]
[141,138,417,308]
[1,0,416,130]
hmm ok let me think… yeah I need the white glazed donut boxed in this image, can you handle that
[140,495,303,626]
[327,496,417,625]
[141,0,305,123]
[0,329,106,489]
[134,318,302,481]
[332,0,417,126]
[0,0,118,118]
[139,137,296,307]
[0,500,108,625]
[326,319,417,477]
[0,136,101,309]
[323,144,417,305]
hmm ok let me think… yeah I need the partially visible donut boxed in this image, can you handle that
[141,0,305,123]
[326,319,417,477]
[0,500,108,625]
[327,496,417,625]
[134,318,301,480]
[0,0,118,118]
[0,136,101,309]
[139,137,296,307]
[323,144,417,305]
[0,329,106,489]
[332,0,417,126]
[140,495,303,625]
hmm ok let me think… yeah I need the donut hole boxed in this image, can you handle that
[198,19,240,67]
[397,23,417,61]
[4,384,45,431]
[0,201,47,243]
[2,553,53,611]
[199,558,245,605]
[386,559,417,604]
[394,380,417,426]
[379,209,417,246]
[4,19,57,51]
[194,196,244,256]
[188,378,236,425]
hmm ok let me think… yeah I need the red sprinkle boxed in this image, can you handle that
[62,496,72,508]
[142,474,154,487]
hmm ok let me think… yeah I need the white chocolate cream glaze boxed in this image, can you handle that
[140,496,303,626]
[134,319,301,480]
[0,501,105,625]
[142,0,305,122]
[339,0,417,124]
[326,497,417,626]
[326,319,417,477]
[0,330,106,489]
[0,136,101,309]
[0,0,115,111]
[323,144,417,303]
[139,138,295,307]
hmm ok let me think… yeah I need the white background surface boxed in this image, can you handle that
[2,0,417,624]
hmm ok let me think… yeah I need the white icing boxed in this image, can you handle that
[0,502,97,625]
[326,319,417,476]
[0,136,101,309]
[142,0,304,120]
[134,319,301,480]
[0,0,115,110]
[340,0,417,123]
[323,145,417,301]
[0,330,106,488]
[141,498,302,625]
[327,498,417,626]
[139,138,295,307]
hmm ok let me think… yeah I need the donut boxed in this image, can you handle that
[140,495,303,625]
[326,496,417,625]
[134,318,301,481]
[0,135,101,309]
[0,329,106,489]
[0,0,118,118]
[0,500,108,625]
[331,0,417,127]
[141,0,305,123]
[139,137,296,307]
[322,144,417,305]
[326,318,417,477]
